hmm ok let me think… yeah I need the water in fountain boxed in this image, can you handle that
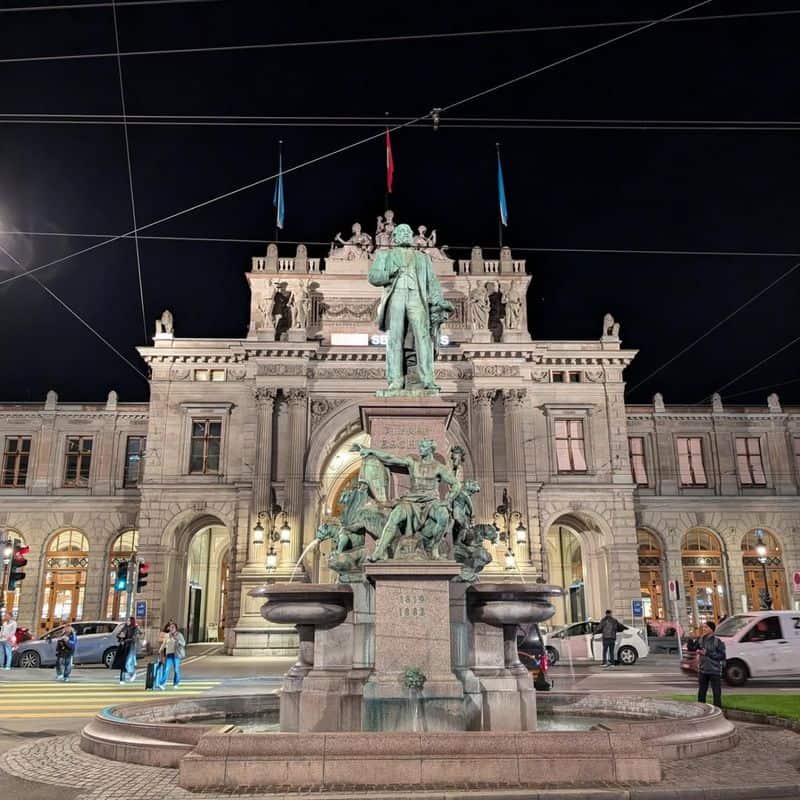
[289,538,318,583]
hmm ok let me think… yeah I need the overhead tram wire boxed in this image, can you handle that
[111,0,148,342]
[0,243,148,381]
[0,5,792,65]
[723,376,800,400]
[0,0,217,12]
[626,262,800,396]
[0,0,706,291]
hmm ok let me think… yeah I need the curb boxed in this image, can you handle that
[724,708,800,733]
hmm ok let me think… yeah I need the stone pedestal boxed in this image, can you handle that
[363,561,465,732]
[360,399,454,457]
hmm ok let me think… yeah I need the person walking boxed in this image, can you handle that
[157,622,186,690]
[693,620,726,708]
[55,624,77,682]
[115,616,140,684]
[0,611,17,670]
[598,609,621,667]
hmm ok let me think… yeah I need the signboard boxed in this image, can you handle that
[631,598,644,618]
[330,332,451,347]
[668,579,680,601]
[793,571,800,594]
[135,600,147,618]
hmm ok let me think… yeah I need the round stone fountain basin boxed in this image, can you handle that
[250,582,352,627]
[467,583,561,626]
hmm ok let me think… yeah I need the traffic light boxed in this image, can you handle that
[115,560,129,592]
[8,544,29,591]
[136,562,149,593]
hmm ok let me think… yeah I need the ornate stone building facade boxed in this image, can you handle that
[1,219,798,653]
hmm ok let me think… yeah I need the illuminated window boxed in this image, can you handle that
[2,436,31,487]
[64,436,93,486]
[189,420,222,474]
[736,437,766,486]
[628,437,648,486]
[194,369,225,381]
[555,420,587,472]
[677,437,706,486]
[105,530,139,619]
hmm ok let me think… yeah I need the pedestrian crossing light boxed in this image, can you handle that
[115,560,129,592]
[136,562,150,593]
[8,544,29,590]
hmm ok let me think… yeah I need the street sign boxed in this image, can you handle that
[668,579,680,601]
[135,599,147,618]
[793,571,800,594]
[631,598,644,618]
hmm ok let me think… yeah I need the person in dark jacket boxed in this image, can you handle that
[691,620,726,708]
[116,617,140,684]
[55,624,77,682]
[598,609,621,667]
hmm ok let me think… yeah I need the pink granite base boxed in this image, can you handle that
[179,729,661,791]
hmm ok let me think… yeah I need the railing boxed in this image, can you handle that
[251,256,321,273]
[456,259,526,275]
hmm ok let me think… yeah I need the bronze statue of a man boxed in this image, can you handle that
[368,223,452,391]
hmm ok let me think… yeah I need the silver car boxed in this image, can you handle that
[14,621,143,669]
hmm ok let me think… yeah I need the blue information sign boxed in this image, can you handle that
[631,598,644,617]
[135,599,147,618]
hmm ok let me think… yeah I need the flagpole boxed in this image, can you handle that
[496,142,504,250]
[384,113,390,210]
[275,139,282,243]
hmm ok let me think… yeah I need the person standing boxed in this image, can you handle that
[0,611,17,670]
[157,622,186,690]
[116,616,140,684]
[598,609,621,668]
[55,624,77,682]
[694,620,726,708]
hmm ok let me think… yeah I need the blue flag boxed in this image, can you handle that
[497,148,508,227]
[273,148,285,230]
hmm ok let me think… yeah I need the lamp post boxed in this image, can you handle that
[253,507,291,573]
[755,529,773,610]
[494,488,527,571]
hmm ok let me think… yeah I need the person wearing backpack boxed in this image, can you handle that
[598,609,622,667]
[157,622,186,689]
[55,624,77,682]
[691,620,726,708]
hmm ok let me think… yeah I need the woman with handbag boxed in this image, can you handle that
[157,622,186,690]
[115,616,140,684]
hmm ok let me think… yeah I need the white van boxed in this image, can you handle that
[714,611,800,686]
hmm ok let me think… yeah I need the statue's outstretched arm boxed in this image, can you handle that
[356,445,410,469]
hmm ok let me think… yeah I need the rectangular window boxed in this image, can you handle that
[194,369,210,381]
[628,436,649,486]
[189,419,222,474]
[1,436,31,487]
[736,437,766,486]
[123,436,146,487]
[568,371,582,383]
[194,369,225,381]
[795,438,800,481]
[552,372,565,383]
[555,420,587,472]
[677,437,707,486]
[64,436,93,486]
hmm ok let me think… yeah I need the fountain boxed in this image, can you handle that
[80,221,739,793]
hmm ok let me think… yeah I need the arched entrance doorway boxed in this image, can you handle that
[546,525,586,626]
[39,529,89,634]
[681,528,729,627]
[741,529,788,610]
[185,525,230,643]
[104,529,139,620]
[2,530,25,618]
[637,530,666,623]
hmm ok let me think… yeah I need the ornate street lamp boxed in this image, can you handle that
[253,507,292,572]
[494,488,526,571]
[755,529,773,610]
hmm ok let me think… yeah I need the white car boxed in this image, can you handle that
[544,619,649,666]
[712,611,800,686]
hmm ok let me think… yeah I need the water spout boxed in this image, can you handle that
[289,539,318,583]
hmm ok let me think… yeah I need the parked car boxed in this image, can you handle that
[680,611,800,686]
[543,619,649,665]
[14,621,145,668]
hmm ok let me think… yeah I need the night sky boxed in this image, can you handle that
[0,0,798,406]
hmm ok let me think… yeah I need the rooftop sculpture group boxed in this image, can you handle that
[316,438,498,582]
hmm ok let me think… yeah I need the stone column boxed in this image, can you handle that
[245,387,276,571]
[470,389,496,523]
[502,389,532,568]
[285,389,308,567]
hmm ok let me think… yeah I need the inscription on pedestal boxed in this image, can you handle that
[370,418,448,458]
[398,592,426,618]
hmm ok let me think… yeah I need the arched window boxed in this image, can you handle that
[681,529,727,627]
[637,530,666,622]
[105,530,139,620]
[2,530,25,618]
[741,529,788,611]
[39,529,89,634]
